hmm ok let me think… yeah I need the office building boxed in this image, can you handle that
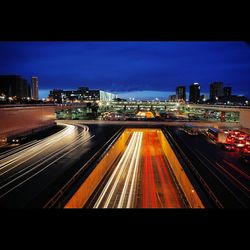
[210,82,224,99]
[189,83,200,103]
[224,87,232,97]
[176,86,186,101]
[48,87,117,103]
[31,76,39,100]
[0,75,31,99]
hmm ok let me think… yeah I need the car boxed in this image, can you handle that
[221,143,236,152]
[234,139,246,148]
[245,139,250,145]
[242,145,250,154]
[237,133,247,140]
[226,136,235,144]
[8,136,27,144]
[238,154,250,165]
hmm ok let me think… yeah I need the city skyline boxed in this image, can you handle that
[0,42,250,99]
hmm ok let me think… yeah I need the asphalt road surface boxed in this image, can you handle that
[0,122,121,208]
[166,126,249,208]
[86,129,187,208]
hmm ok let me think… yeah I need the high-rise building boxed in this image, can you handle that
[224,87,232,97]
[0,75,31,99]
[210,82,224,99]
[31,76,39,100]
[176,86,186,101]
[189,83,200,103]
[22,79,31,98]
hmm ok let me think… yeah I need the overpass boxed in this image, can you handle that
[1,102,250,143]
[54,101,250,112]
[55,102,250,129]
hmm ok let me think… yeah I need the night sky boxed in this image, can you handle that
[0,42,250,100]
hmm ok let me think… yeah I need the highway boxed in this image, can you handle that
[0,122,122,208]
[86,129,187,208]
[166,127,250,208]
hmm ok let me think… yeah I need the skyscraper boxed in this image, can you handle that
[0,75,30,98]
[210,82,224,99]
[22,79,31,98]
[176,86,186,101]
[189,83,200,103]
[31,76,39,100]
[224,87,232,97]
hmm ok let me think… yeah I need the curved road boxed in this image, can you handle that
[0,122,121,208]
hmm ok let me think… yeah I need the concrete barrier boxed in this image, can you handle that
[64,130,130,208]
[0,106,56,141]
[158,130,204,208]
[65,128,205,208]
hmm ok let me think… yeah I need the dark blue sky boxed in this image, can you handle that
[0,42,250,99]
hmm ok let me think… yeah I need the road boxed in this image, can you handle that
[86,129,187,208]
[166,126,250,208]
[0,122,122,208]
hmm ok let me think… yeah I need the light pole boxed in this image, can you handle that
[190,189,195,208]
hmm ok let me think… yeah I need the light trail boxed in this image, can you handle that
[0,140,41,161]
[0,123,94,199]
[222,159,250,180]
[102,133,138,208]
[126,132,142,208]
[0,134,94,191]
[144,132,157,207]
[195,149,248,207]
[152,133,181,207]
[118,132,142,208]
[0,125,78,176]
[0,135,95,199]
[94,132,140,208]
[92,129,186,208]
[215,162,250,194]
[0,124,76,170]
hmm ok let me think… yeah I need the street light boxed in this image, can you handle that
[191,189,195,208]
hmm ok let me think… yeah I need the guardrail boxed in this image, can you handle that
[162,128,223,208]
[187,104,250,110]
[43,126,125,208]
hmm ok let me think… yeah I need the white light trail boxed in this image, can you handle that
[0,123,94,198]
[117,132,142,208]
[94,131,143,208]
[0,124,76,170]
[126,132,143,208]
[94,132,137,208]
[0,134,95,199]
